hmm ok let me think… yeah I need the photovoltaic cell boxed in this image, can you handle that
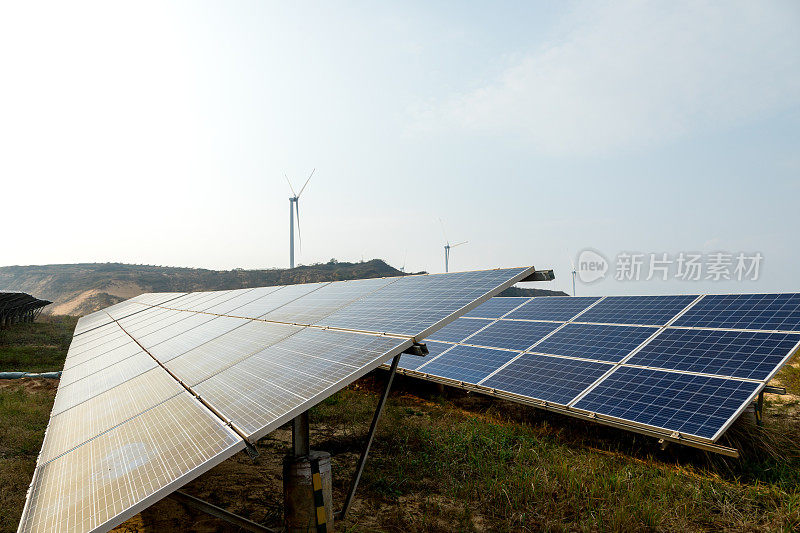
[481,353,612,405]
[145,316,250,363]
[418,345,520,384]
[505,296,600,322]
[463,297,529,319]
[531,323,658,363]
[317,268,530,337]
[573,366,760,440]
[427,318,492,343]
[465,320,560,351]
[575,295,697,326]
[224,282,329,319]
[672,293,800,332]
[626,328,800,381]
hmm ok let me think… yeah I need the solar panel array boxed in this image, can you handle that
[393,294,800,447]
[19,267,534,533]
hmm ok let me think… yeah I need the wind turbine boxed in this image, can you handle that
[286,169,315,269]
[571,258,577,296]
[439,219,467,273]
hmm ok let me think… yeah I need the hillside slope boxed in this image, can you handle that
[0,261,566,316]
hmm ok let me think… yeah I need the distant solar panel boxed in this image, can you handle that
[531,323,658,363]
[392,292,800,455]
[462,297,528,319]
[481,353,612,405]
[672,293,800,331]
[575,295,697,326]
[418,345,520,384]
[625,328,800,381]
[505,296,600,322]
[465,320,560,351]
[427,317,492,343]
[572,366,760,440]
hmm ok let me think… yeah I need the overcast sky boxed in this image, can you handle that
[1,1,798,296]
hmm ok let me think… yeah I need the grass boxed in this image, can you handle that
[308,376,800,532]
[1,317,799,532]
[0,315,77,372]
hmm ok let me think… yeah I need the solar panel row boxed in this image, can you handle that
[394,293,800,444]
[21,267,535,533]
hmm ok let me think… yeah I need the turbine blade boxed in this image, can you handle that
[297,168,315,198]
[285,173,297,197]
[451,240,468,248]
[439,218,449,246]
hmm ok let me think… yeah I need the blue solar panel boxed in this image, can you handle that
[575,295,697,326]
[418,345,520,384]
[427,318,492,343]
[531,323,658,363]
[463,297,529,319]
[505,296,600,322]
[672,293,800,332]
[573,366,760,440]
[465,320,561,351]
[626,328,800,381]
[397,341,454,371]
[481,353,612,405]
[317,267,530,336]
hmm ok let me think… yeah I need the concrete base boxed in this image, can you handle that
[283,451,334,532]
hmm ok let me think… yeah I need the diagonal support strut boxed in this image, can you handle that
[337,352,402,520]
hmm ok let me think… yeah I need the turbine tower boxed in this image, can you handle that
[440,219,467,273]
[286,169,315,269]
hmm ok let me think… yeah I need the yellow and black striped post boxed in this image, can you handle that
[310,457,328,532]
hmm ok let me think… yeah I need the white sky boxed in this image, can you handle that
[1,1,798,296]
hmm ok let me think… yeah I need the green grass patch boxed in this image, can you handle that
[313,384,800,532]
[0,315,77,372]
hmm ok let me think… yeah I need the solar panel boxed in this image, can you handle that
[462,297,529,319]
[505,296,600,322]
[465,320,561,351]
[260,277,396,324]
[193,328,409,440]
[672,293,800,332]
[481,353,612,405]
[575,295,697,326]
[20,267,535,532]
[317,267,532,337]
[531,323,658,363]
[625,328,800,381]
[572,366,760,440]
[19,392,243,533]
[418,345,520,384]
[427,317,492,343]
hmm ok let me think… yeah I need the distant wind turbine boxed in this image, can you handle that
[285,169,315,269]
[571,258,577,296]
[439,218,467,273]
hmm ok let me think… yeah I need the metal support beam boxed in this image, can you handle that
[755,391,764,427]
[337,353,401,521]
[292,411,310,457]
[169,491,277,533]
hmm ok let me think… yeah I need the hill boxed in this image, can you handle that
[0,261,566,316]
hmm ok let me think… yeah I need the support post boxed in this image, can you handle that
[756,391,764,427]
[338,353,401,521]
[293,411,310,457]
